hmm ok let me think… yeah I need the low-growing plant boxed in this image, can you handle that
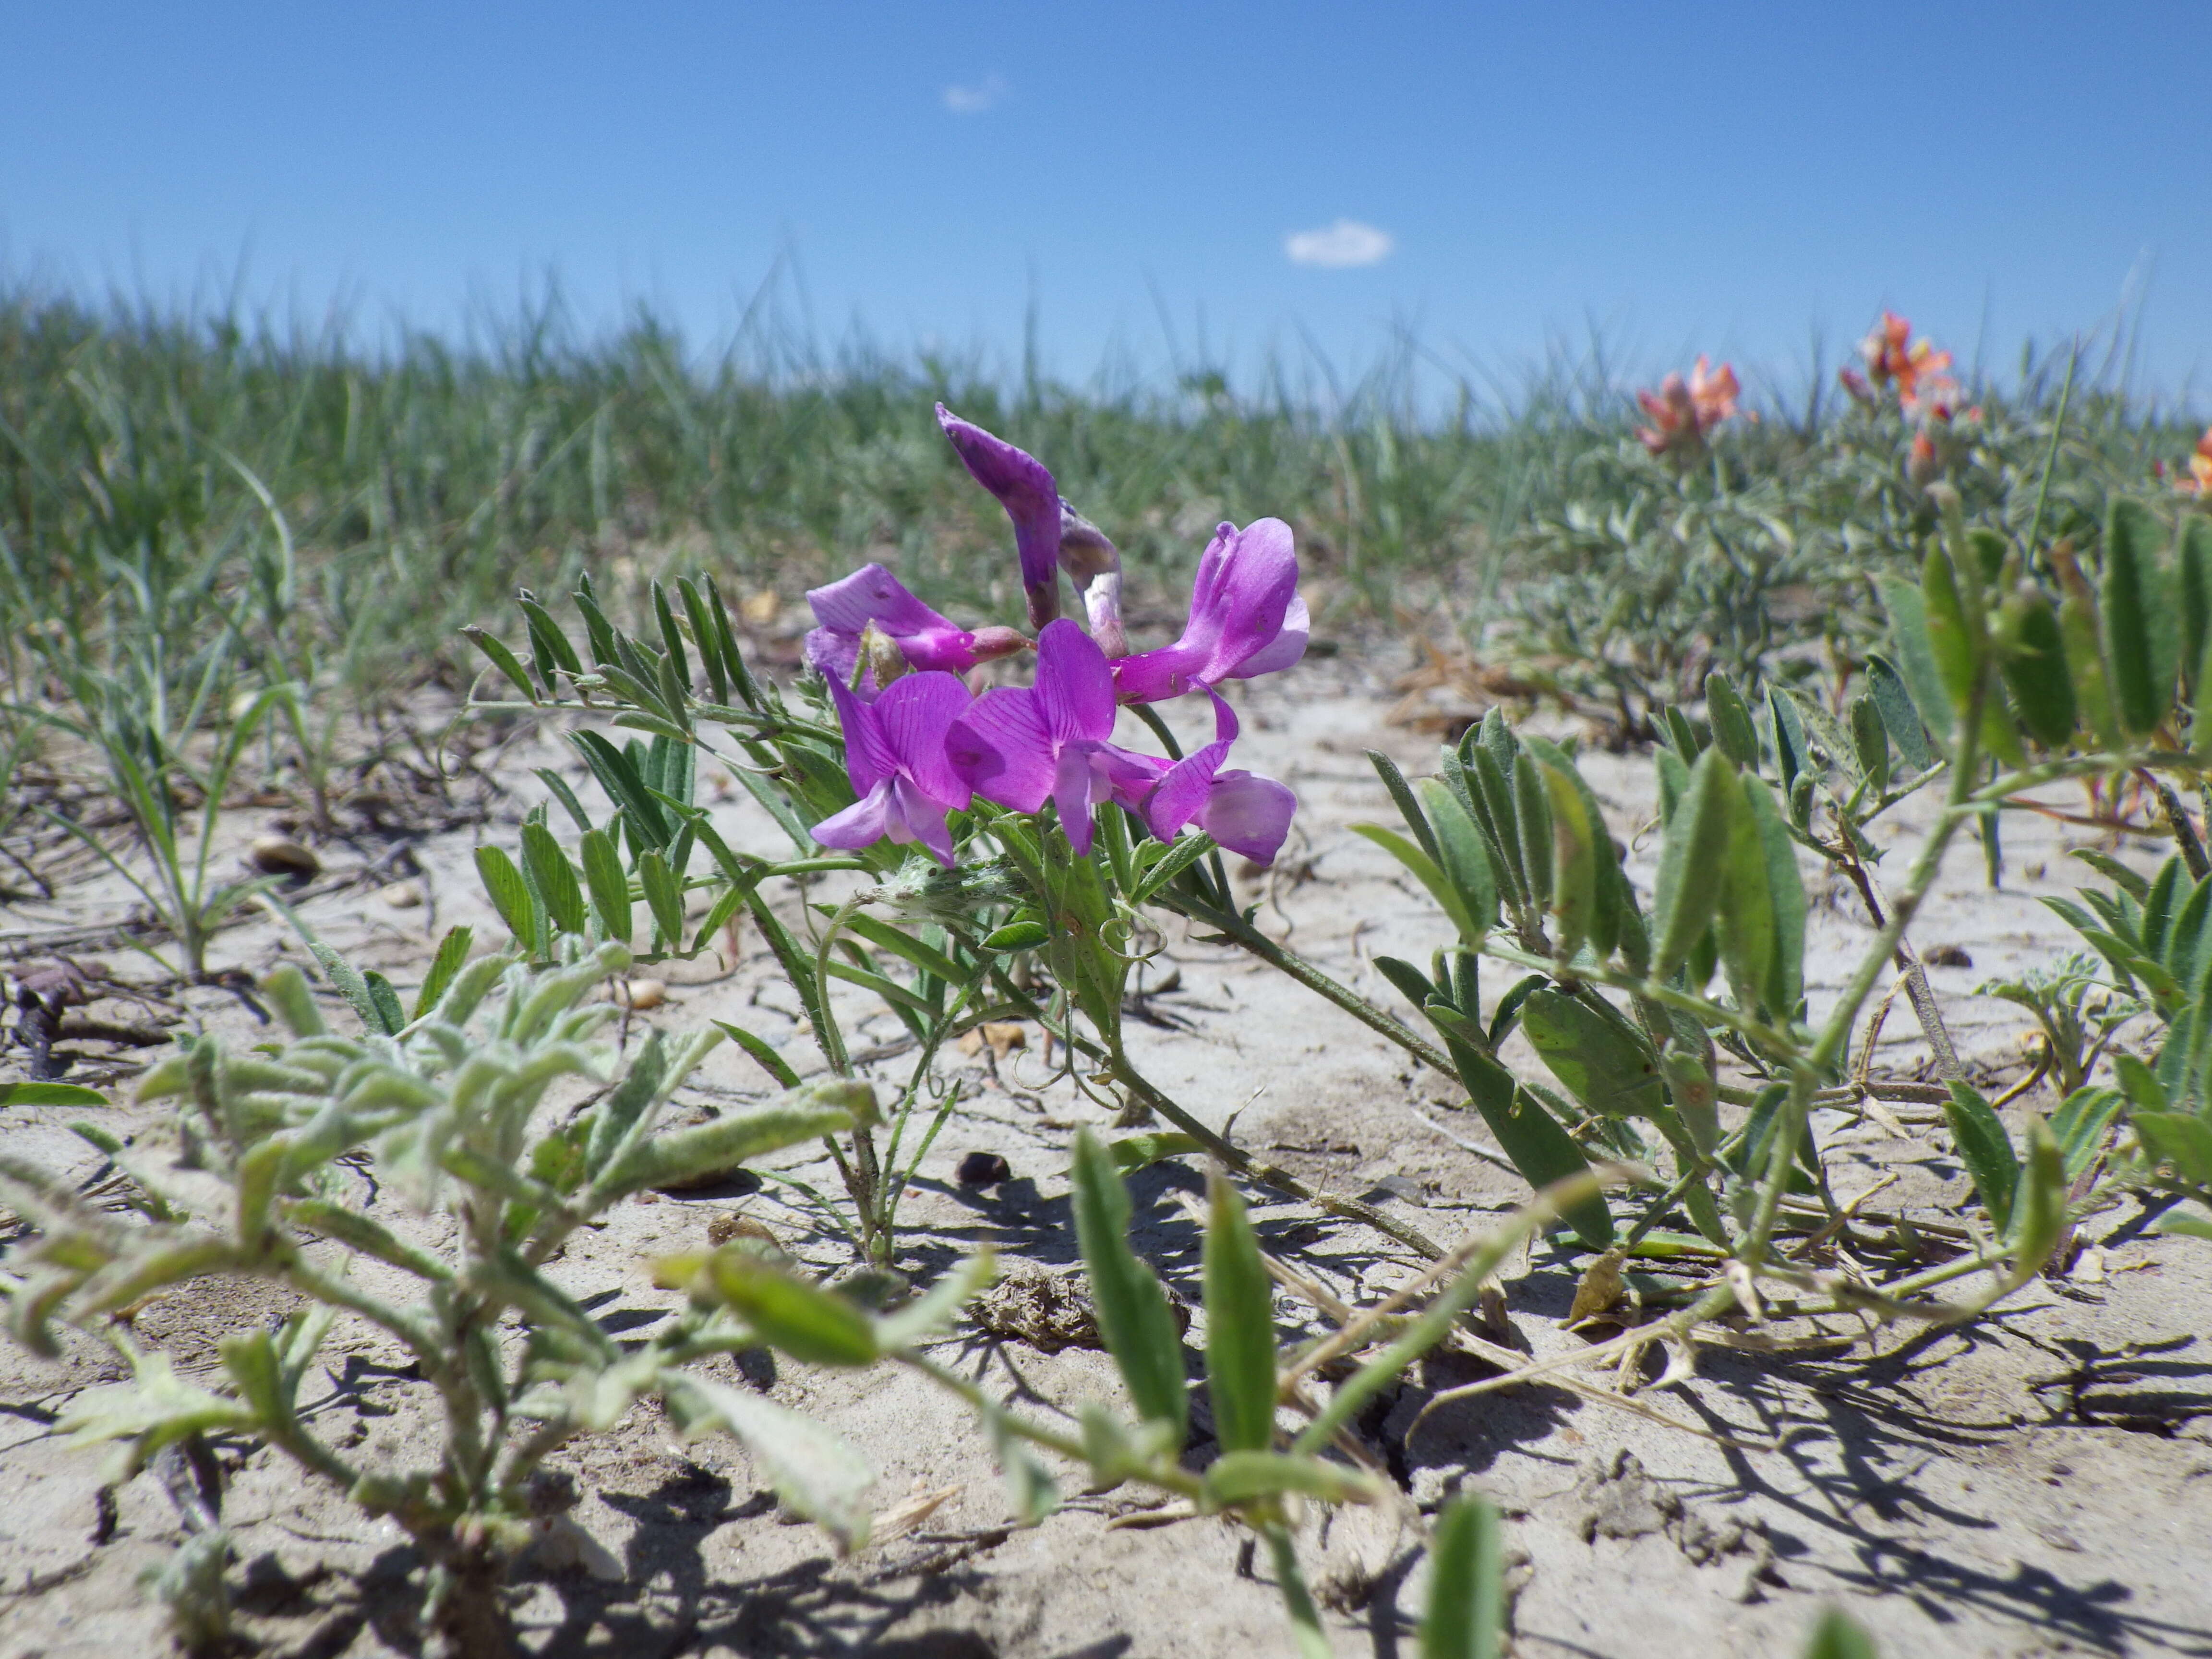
[25,654,295,980]
[1478,314,2153,738]
[0,938,905,1654]
[0,922,1601,1654]
[452,413,2212,1338]
[4,379,2192,1656]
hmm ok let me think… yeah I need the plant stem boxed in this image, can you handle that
[1164,885,1456,1076]
[1109,1048,1448,1259]
[1262,1523,1334,1659]
[1740,657,1988,1269]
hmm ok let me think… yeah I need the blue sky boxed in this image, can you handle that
[4,3,2208,402]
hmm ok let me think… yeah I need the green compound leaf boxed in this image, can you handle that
[1519,989,1664,1119]
[1352,823,1477,944]
[412,926,476,1021]
[1705,672,1761,769]
[1416,777,1499,950]
[459,625,539,703]
[578,827,632,944]
[1996,586,2077,749]
[1877,580,1955,744]
[520,819,587,938]
[1202,1170,1278,1457]
[1865,653,1936,770]
[1420,1493,1505,1659]
[1203,1449,1376,1508]
[475,845,542,957]
[1650,746,1739,982]
[1943,1081,2020,1236]
[1743,776,1806,1018]
[2134,1110,2212,1189]
[0,1082,110,1107]
[1069,1130,1189,1443]
[2104,498,2177,738]
[685,1249,880,1368]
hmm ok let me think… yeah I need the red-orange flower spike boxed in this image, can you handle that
[1856,312,1912,387]
[1689,357,1741,426]
[1851,310,1953,409]
[1635,355,1743,457]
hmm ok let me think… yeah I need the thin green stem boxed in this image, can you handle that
[1109,1047,1449,1259]
[1263,1524,1334,1659]
[897,1350,1205,1502]
[1165,885,1457,1075]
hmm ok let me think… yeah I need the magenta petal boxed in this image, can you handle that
[1180,524,1238,644]
[1207,518,1299,673]
[826,673,897,794]
[1080,568,1128,658]
[937,404,1063,628]
[807,563,952,638]
[1143,747,1223,842]
[1202,689,1241,748]
[1196,772,1297,865]
[892,776,958,867]
[1106,644,1198,706]
[1142,695,1238,838]
[1231,591,1309,679]
[946,688,1056,812]
[1095,742,1168,809]
[872,673,975,809]
[804,625,862,690]
[894,624,986,674]
[1034,620,1117,746]
[1051,747,1102,855]
[1108,519,1305,704]
[813,778,898,851]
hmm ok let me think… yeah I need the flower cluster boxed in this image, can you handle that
[1634,356,1743,458]
[1838,311,1979,485]
[1840,310,1956,413]
[2166,425,2212,498]
[807,412,1304,869]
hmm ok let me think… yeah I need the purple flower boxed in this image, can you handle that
[1140,693,1297,867]
[945,620,1161,856]
[1110,518,1309,706]
[936,405,1127,649]
[813,671,975,866]
[805,563,1028,694]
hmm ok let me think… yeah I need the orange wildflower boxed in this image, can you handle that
[2176,426,2212,497]
[1635,355,1743,457]
[1689,357,1741,426]
[1848,310,1953,409]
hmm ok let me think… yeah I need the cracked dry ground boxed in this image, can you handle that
[3,661,2211,1658]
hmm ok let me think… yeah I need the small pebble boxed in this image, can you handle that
[707,1213,781,1250]
[957,1151,1013,1187]
[621,978,667,1010]
[378,881,422,909]
[956,1022,1026,1060]
[249,835,320,883]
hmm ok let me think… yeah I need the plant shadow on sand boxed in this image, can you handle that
[1670,1326,2212,1656]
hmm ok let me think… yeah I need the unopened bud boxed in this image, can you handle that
[1059,505,1128,656]
[855,622,911,689]
[967,625,1031,663]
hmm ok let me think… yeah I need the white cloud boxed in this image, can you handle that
[1284,219,1394,269]
[943,75,1009,115]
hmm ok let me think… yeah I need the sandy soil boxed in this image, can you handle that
[3,658,2210,1659]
